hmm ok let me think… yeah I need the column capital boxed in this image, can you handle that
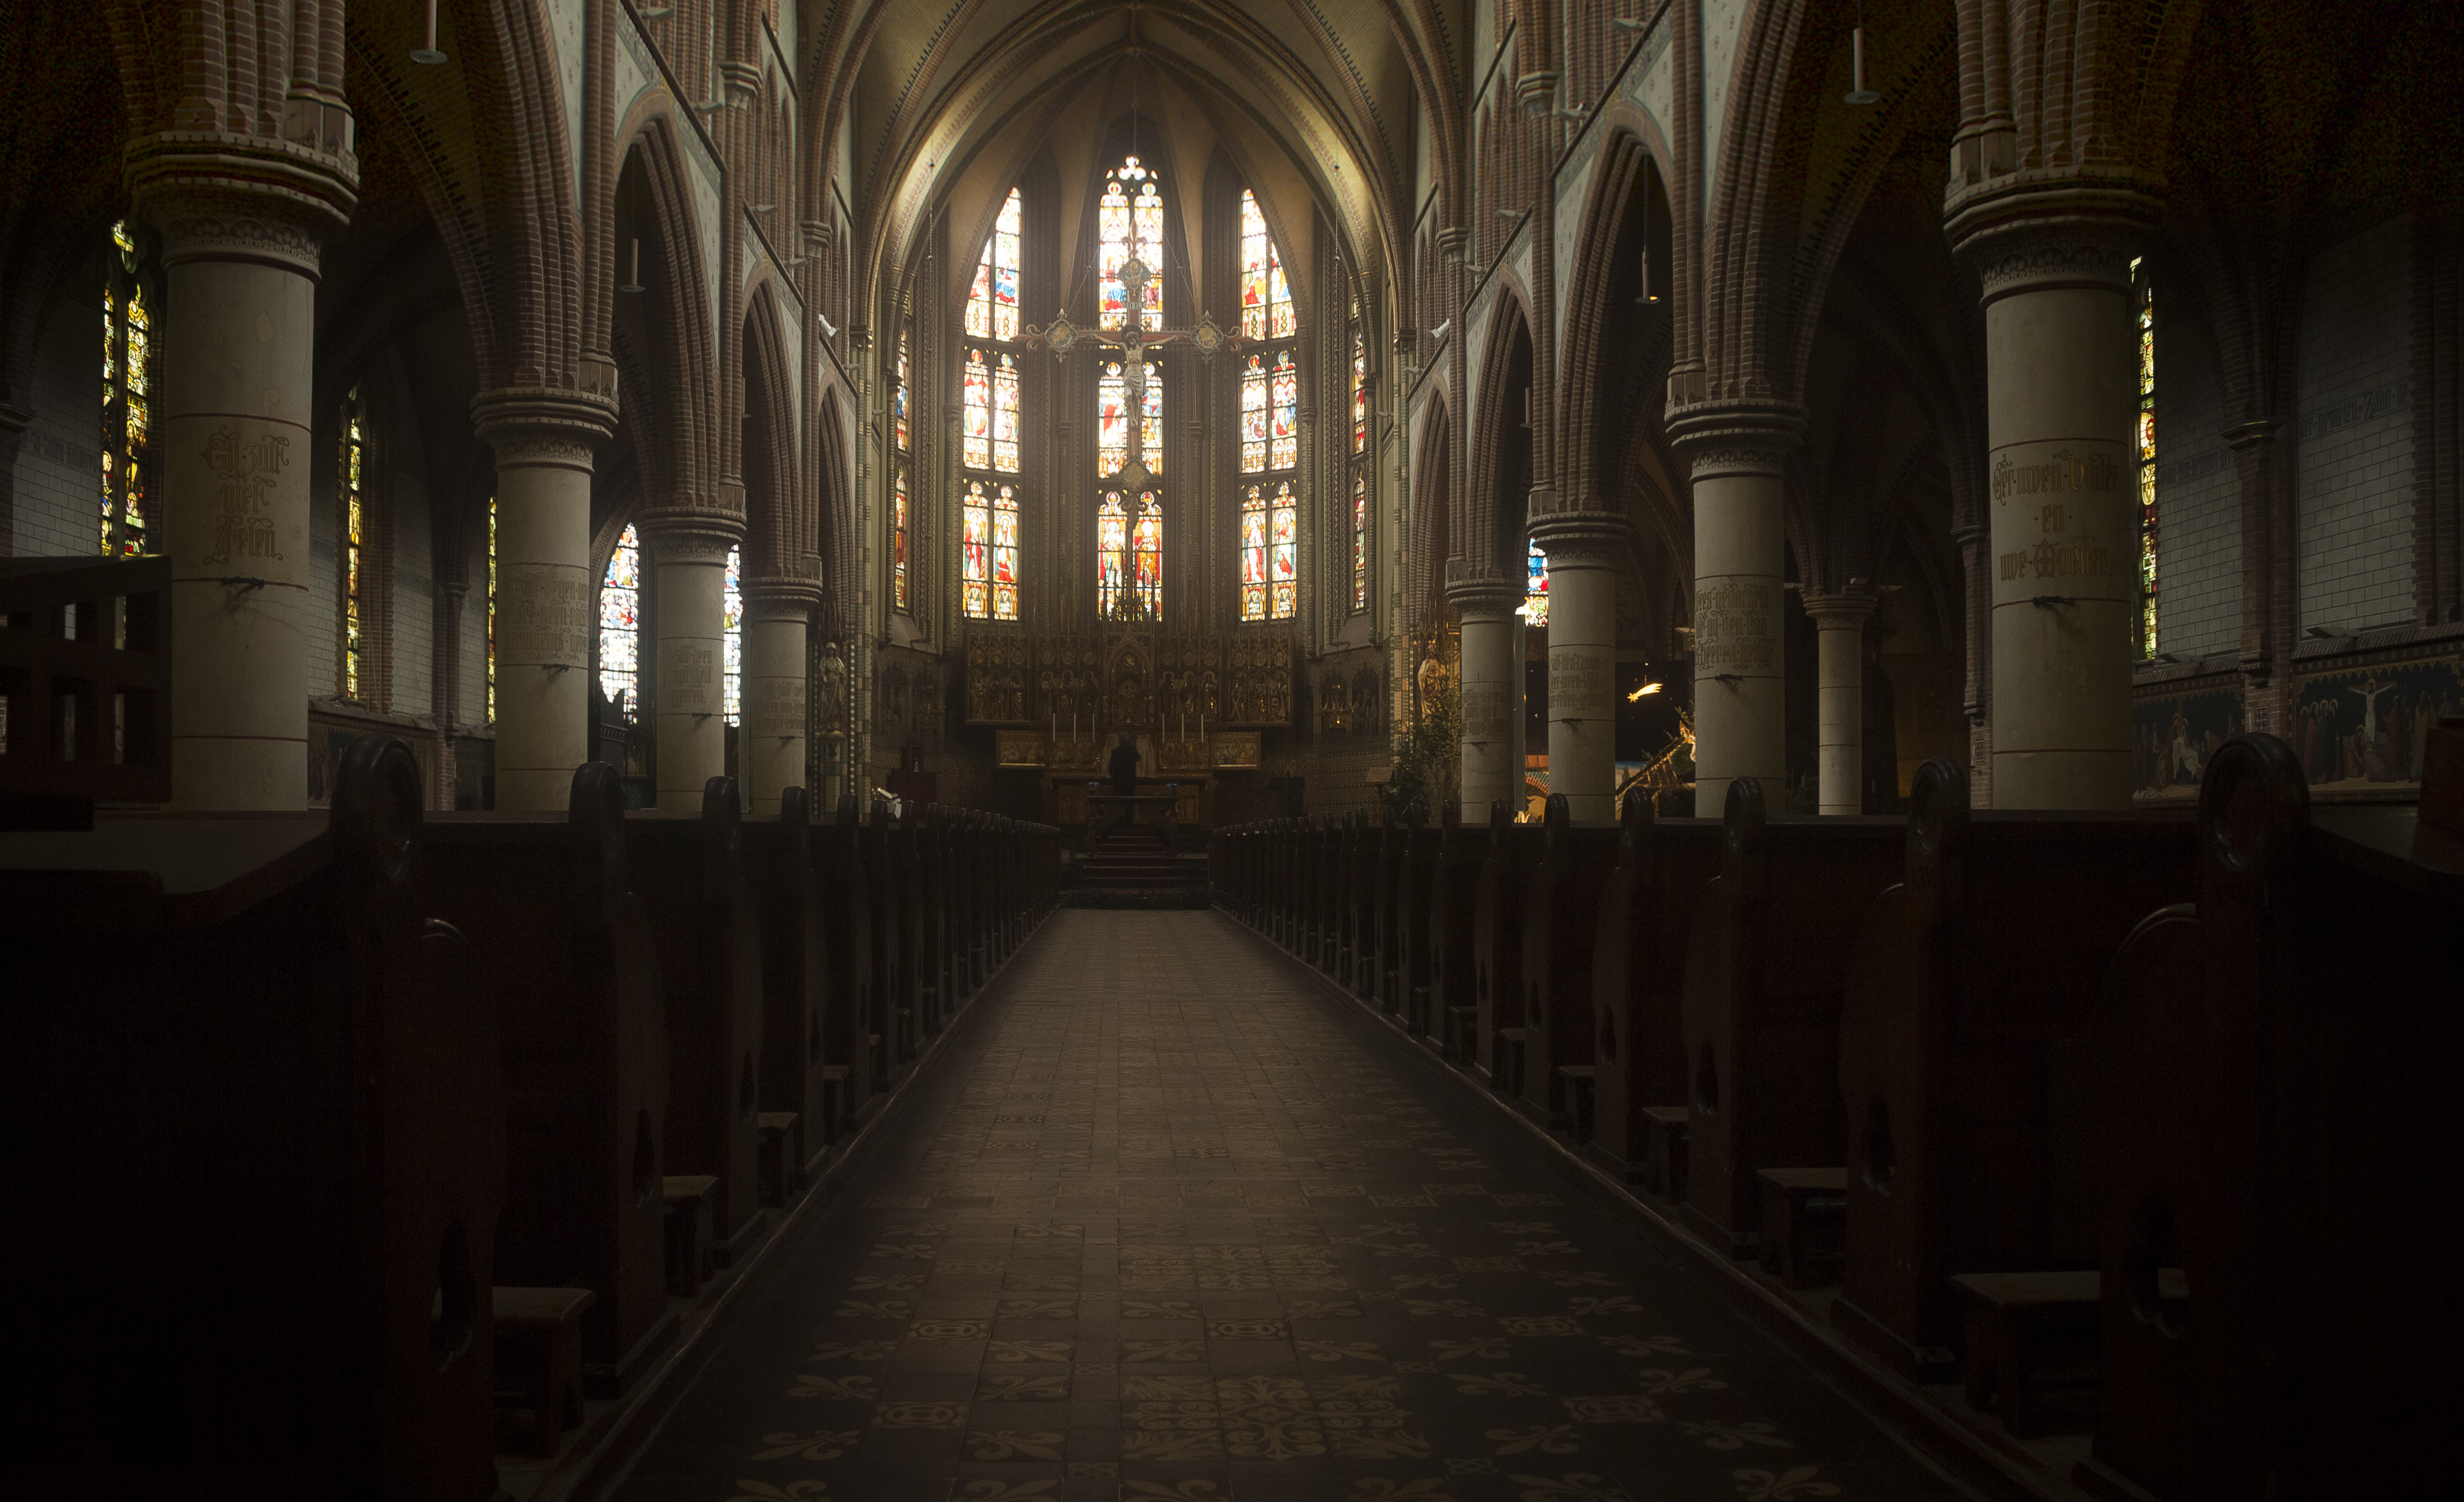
[2224,417,2283,450]
[1528,508,1630,563]
[1442,566,1523,619]
[743,574,826,619]
[1663,399,1805,481]
[1802,589,1879,629]
[127,132,359,278]
[471,387,619,471]
[1945,182,2161,307]
[636,510,747,564]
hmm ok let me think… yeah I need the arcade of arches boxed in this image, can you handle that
[2,1,2460,1500]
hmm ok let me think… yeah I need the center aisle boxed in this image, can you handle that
[607,910,1974,1502]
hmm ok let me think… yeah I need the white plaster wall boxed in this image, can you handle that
[2296,215,2416,634]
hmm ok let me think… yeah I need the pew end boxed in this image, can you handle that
[493,1286,596,1457]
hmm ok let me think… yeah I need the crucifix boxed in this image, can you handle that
[1020,162,1242,498]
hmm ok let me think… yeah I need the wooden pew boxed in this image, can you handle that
[1587,790,1724,1186]
[1370,807,1429,1011]
[813,794,879,1117]
[1352,814,1394,999]
[890,804,929,1046]
[742,786,836,1190]
[629,776,769,1272]
[863,800,918,1075]
[1679,778,1903,1257]
[1831,759,2197,1381]
[2,734,505,1498]
[1424,802,1493,1060]
[1473,801,1545,1090]
[422,762,677,1398]
[1328,813,1358,979]
[1519,794,1624,1125]
[2080,734,2464,1502]
[909,805,950,1033]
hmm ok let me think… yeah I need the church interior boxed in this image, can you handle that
[2,1,2459,1499]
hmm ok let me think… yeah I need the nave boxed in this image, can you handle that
[606,910,1969,1502]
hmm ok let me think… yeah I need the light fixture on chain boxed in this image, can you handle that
[1844,1,1879,105]
[411,0,446,64]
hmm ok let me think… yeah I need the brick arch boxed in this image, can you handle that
[1408,393,1454,630]
[1462,284,1536,582]
[610,116,721,511]
[1556,121,1677,513]
[813,385,856,643]
[740,282,803,576]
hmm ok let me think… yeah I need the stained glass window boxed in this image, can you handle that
[1239,191,1295,339]
[1240,482,1298,621]
[891,460,910,611]
[1099,157,1165,331]
[966,188,1022,340]
[1353,473,1368,613]
[600,523,642,718]
[100,221,151,558]
[339,386,367,699]
[722,544,744,724]
[1097,358,1163,479]
[2136,262,2158,660]
[1238,351,1298,473]
[962,347,1020,472]
[1353,330,1368,455]
[962,480,1020,620]
[1524,537,1550,628]
[1097,491,1162,619]
[486,496,497,724]
[893,326,910,452]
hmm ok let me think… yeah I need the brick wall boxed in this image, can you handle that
[2153,303,2240,660]
[2297,216,2416,634]
[10,274,102,558]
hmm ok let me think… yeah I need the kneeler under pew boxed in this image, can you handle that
[1586,789,1722,1190]
[3,735,505,1500]
[2081,733,2464,1502]
[741,787,837,1195]
[1423,803,1493,1060]
[423,761,677,1400]
[629,777,769,1278]
[1679,778,1903,1259]
[1831,759,2196,1386]
[1519,794,1623,1127]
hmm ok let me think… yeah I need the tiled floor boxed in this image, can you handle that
[606,911,1974,1502]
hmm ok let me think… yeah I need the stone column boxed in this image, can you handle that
[741,575,820,814]
[1805,591,1877,814]
[1667,404,1802,817]
[471,389,617,811]
[640,514,745,808]
[1530,508,1629,822]
[130,148,353,808]
[1950,202,2151,809]
[1448,574,1524,812]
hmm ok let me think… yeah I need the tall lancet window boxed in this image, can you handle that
[2135,261,2158,659]
[101,221,153,557]
[1237,190,1298,620]
[892,323,911,611]
[338,385,369,699]
[1352,322,1370,613]
[1099,159,1164,331]
[599,524,642,719]
[722,544,744,723]
[1096,357,1164,620]
[963,189,1024,618]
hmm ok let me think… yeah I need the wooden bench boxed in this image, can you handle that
[630,779,769,1269]
[492,1285,596,1456]
[1472,801,1544,1088]
[1678,778,1903,1257]
[2081,733,2464,1502]
[1756,1167,1849,1288]
[1557,1064,1598,1143]
[1587,791,1723,1184]
[756,1111,802,1207]
[1356,816,1399,1001]
[1,735,504,1496]
[1639,1106,1692,1203]
[423,763,676,1398]
[812,795,878,1122]
[1379,808,1438,1019]
[1830,759,2197,1379]
[742,787,834,1187]
[1518,795,1622,1124]
[1424,805,1492,1058]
